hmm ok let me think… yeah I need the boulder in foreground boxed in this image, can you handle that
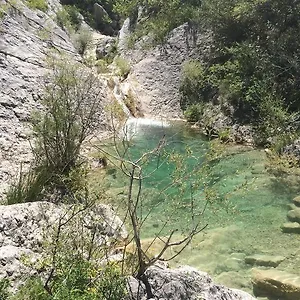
[128,263,256,300]
[252,269,300,300]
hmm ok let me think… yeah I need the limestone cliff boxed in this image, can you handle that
[0,0,111,202]
[118,20,212,119]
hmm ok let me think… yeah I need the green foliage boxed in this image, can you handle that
[114,0,201,45]
[26,0,48,12]
[184,104,204,123]
[114,56,130,78]
[33,60,100,176]
[12,262,126,300]
[12,278,48,300]
[95,59,109,73]
[7,59,103,204]
[180,60,208,111]
[192,0,300,143]
[6,166,49,204]
[0,279,11,300]
[73,27,93,55]
[60,0,119,33]
[56,6,82,32]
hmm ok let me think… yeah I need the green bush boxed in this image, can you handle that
[95,59,109,74]
[114,56,130,78]
[56,6,82,32]
[13,260,127,300]
[6,60,104,204]
[6,166,50,204]
[184,104,204,123]
[0,279,11,300]
[12,278,48,300]
[180,60,210,111]
[74,27,93,55]
[26,0,48,12]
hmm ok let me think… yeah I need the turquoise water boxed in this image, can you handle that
[103,119,300,294]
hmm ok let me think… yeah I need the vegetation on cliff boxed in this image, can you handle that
[114,0,300,149]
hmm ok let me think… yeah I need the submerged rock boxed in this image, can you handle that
[281,222,300,234]
[127,264,256,300]
[245,254,285,268]
[293,196,300,207]
[287,208,300,223]
[252,269,300,300]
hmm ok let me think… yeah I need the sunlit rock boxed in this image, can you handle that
[281,222,300,234]
[252,269,300,300]
[287,208,300,223]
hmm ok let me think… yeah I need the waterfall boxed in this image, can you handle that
[121,118,169,140]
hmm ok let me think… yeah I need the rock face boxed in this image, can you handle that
[0,202,127,286]
[0,0,112,202]
[252,269,300,300]
[0,0,79,202]
[118,23,212,119]
[127,264,256,300]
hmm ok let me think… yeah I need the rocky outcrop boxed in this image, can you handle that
[118,23,212,119]
[0,0,79,202]
[127,263,256,300]
[252,269,300,300]
[0,202,127,287]
[0,0,113,202]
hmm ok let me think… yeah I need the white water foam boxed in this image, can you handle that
[121,118,170,140]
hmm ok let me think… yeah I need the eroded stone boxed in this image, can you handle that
[281,222,300,234]
[245,254,285,267]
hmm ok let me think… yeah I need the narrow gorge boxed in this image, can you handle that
[1,0,300,299]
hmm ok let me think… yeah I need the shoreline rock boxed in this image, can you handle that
[127,263,256,300]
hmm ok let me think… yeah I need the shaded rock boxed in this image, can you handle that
[245,254,285,267]
[293,196,300,207]
[96,36,116,60]
[287,208,300,223]
[252,269,300,300]
[281,222,300,234]
[128,264,256,300]
[283,140,300,160]
[93,3,114,36]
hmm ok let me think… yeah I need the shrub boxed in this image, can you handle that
[114,56,130,78]
[6,166,49,204]
[0,279,10,300]
[26,0,48,12]
[56,6,82,32]
[95,59,109,74]
[180,60,209,111]
[73,27,93,55]
[184,104,204,123]
[6,59,104,204]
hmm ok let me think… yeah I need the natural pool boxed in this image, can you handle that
[100,118,300,294]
